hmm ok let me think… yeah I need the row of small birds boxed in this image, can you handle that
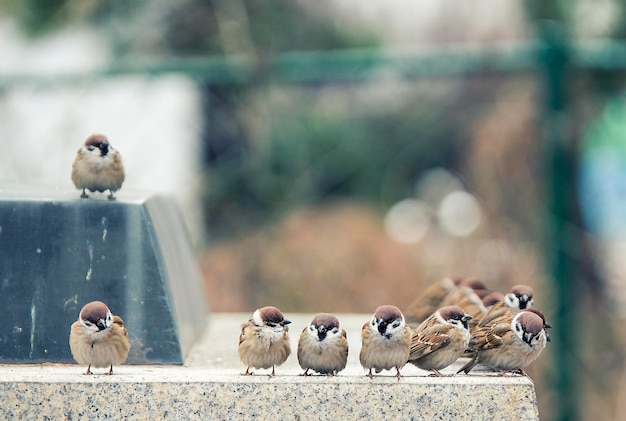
[67,135,549,378]
[69,277,550,379]
[238,277,550,378]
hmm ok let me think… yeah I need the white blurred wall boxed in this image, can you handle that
[0,19,205,247]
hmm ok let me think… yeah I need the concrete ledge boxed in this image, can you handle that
[0,313,540,420]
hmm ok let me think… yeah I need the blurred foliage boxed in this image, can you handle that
[201,80,484,238]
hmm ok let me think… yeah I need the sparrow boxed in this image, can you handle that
[440,278,490,320]
[69,301,130,375]
[404,277,463,325]
[457,309,549,376]
[407,306,472,377]
[71,134,125,200]
[477,284,534,328]
[359,305,412,379]
[297,313,348,376]
[238,306,291,377]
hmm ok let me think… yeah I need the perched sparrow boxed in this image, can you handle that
[477,284,534,328]
[405,277,463,325]
[359,305,411,379]
[408,306,472,377]
[69,301,130,375]
[297,313,348,376]
[71,134,125,200]
[238,306,291,377]
[458,309,549,376]
[440,278,490,320]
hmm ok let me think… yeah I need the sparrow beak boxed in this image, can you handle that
[99,142,110,156]
[96,319,107,331]
[377,320,388,336]
[519,296,530,309]
[544,322,552,329]
[317,326,327,341]
[280,319,291,326]
[461,314,472,330]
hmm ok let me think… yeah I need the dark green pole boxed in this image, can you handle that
[538,22,579,421]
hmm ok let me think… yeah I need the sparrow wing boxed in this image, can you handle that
[478,302,513,327]
[238,322,250,346]
[112,315,129,339]
[408,319,453,360]
[470,322,509,350]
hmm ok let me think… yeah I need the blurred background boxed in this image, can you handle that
[2,0,626,419]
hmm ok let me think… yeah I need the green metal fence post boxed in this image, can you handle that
[538,21,580,421]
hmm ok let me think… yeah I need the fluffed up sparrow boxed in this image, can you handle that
[408,306,472,377]
[359,305,411,379]
[69,300,130,375]
[297,313,348,376]
[458,309,549,377]
[71,134,125,200]
[238,306,291,377]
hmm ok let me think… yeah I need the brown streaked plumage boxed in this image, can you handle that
[477,284,535,328]
[297,313,348,376]
[69,301,130,375]
[404,277,463,326]
[238,306,291,377]
[458,309,548,377]
[359,305,411,379]
[71,134,125,200]
[408,306,472,376]
[440,278,490,320]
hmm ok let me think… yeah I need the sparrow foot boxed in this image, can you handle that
[429,369,453,377]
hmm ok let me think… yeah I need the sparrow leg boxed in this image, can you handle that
[268,366,276,377]
[80,189,89,199]
[366,368,374,379]
[299,369,311,376]
[429,369,451,377]
[241,366,253,376]
[107,364,114,375]
[84,365,92,375]
[107,190,116,200]
[395,368,404,381]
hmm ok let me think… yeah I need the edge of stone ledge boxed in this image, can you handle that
[0,364,537,385]
[0,185,152,204]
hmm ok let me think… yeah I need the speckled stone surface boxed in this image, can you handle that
[0,313,540,420]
